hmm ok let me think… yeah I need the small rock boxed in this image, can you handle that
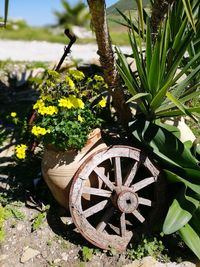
[20,247,40,263]
[61,252,68,261]
[123,260,140,267]
[177,262,196,267]
[140,256,158,267]
[16,223,23,231]
[53,258,61,263]
[0,254,8,266]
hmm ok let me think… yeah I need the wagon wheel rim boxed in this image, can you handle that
[69,145,164,252]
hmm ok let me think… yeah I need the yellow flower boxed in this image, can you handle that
[98,96,107,108]
[31,126,50,136]
[33,99,45,110]
[78,115,83,123]
[68,69,85,81]
[58,97,73,109]
[11,112,17,118]
[15,144,27,159]
[65,76,75,90]
[44,106,58,115]
[94,75,104,82]
[69,95,85,109]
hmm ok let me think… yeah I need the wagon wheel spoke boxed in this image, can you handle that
[138,197,153,207]
[94,166,115,191]
[83,199,109,218]
[82,186,112,198]
[114,156,122,186]
[120,212,126,237]
[124,161,141,186]
[96,206,115,232]
[131,176,156,192]
[132,210,145,223]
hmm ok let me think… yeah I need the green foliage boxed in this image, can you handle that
[116,11,200,121]
[31,212,46,232]
[127,237,168,261]
[31,205,50,232]
[0,204,25,242]
[5,206,26,220]
[80,246,94,262]
[54,0,90,28]
[115,1,200,257]
[26,69,107,152]
[0,205,6,242]
[130,118,200,259]
[107,245,117,256]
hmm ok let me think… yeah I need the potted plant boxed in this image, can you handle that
[15,69,108,209]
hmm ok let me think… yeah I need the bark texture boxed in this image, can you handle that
[151,0,175,40]
[87,0,132,126]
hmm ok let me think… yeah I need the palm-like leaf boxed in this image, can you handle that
[54,0,90,27]
[116,3,200,121]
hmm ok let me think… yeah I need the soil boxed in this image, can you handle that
[0,148,198,267]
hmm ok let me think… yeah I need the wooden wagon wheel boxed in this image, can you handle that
[69,145,165,252]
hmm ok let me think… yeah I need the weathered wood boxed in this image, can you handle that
[96,207,115,232]
[69,145,164,252]
[138,197,152,207]
[114,157,122,186]
[132,210,145,223]
[83,199,109,218]
[124,161,140,186]
[117,190,138,213]
[82,186,112,198]
[131,177,156,192]
[120,212,126,237]
[94,167,115,191]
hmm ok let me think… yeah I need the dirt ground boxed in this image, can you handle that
[0,158,198,267]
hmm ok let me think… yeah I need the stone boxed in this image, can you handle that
[61,252,68,261]
[177,262,196,267]
[20,247,40,263]
[123,260,140,267]
[140,256,159,266]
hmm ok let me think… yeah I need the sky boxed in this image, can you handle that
[0,0,118,27]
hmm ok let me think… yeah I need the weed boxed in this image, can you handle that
[31,204,50,232]
[5,206,26,220]
[127,236,170,262]
[107,245,117,256]
[0,205,6,242]
[31,212,46,232]
[80,246,94,262]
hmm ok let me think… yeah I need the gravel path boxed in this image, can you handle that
[0,40,131,62]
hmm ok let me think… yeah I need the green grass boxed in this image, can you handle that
[0,27,78,43]
[0,24,130,46]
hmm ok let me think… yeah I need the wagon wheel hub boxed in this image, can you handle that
[116,189,138,213]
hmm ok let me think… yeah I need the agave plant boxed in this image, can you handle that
[115,0,200,259]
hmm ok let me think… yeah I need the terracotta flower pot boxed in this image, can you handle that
[41,128,107,209]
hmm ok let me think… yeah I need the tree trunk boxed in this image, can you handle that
[87,0,132,126]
